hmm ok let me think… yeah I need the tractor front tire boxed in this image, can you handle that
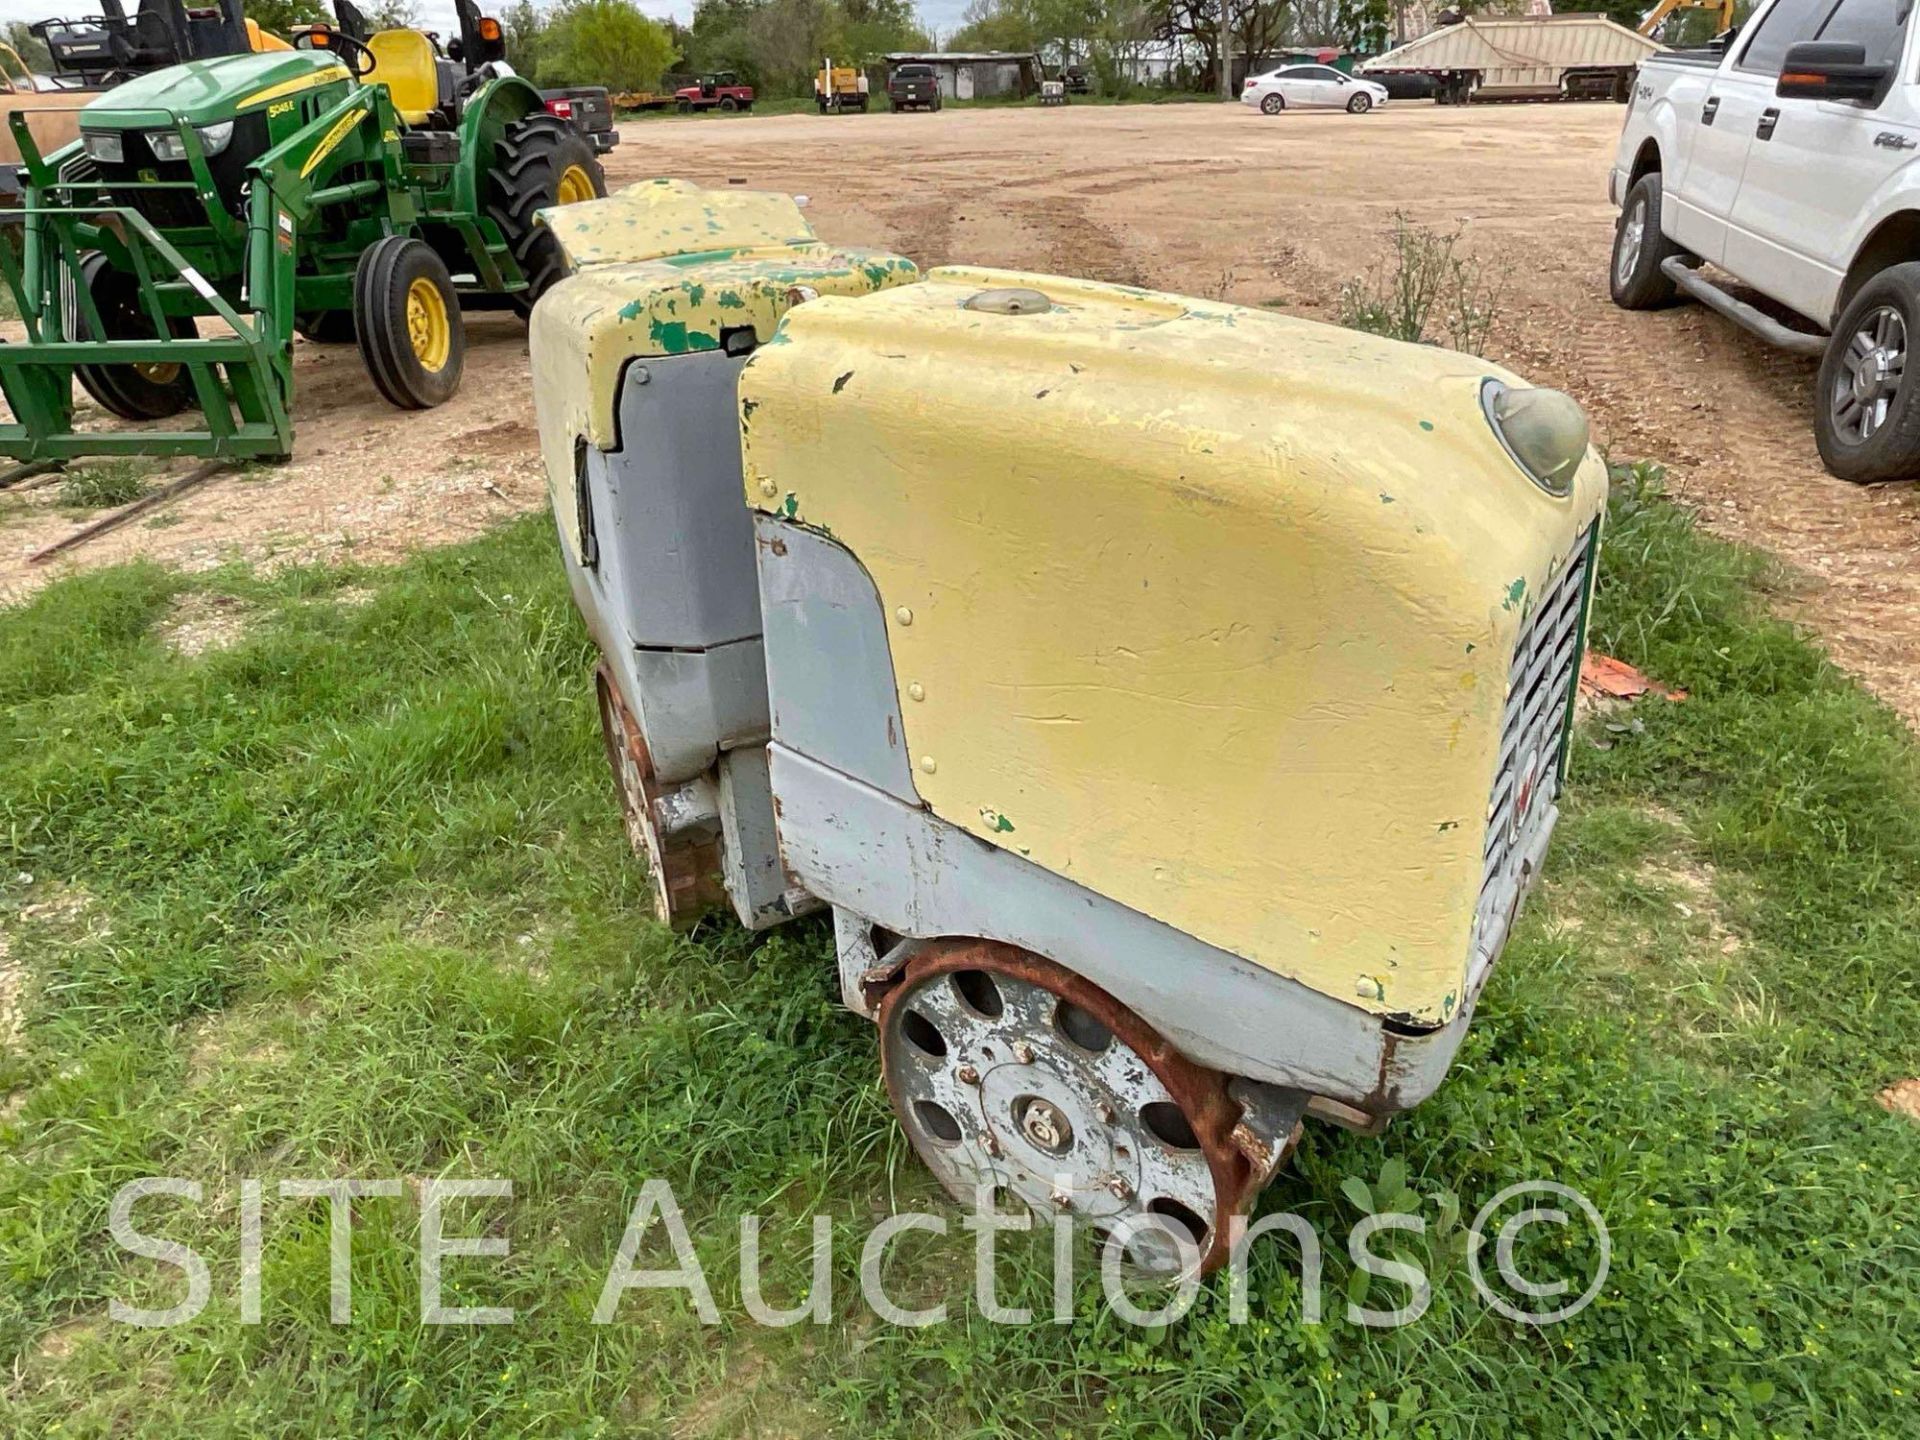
[74,252,195,421]
[353,236,465,411]
[488,111,606,319]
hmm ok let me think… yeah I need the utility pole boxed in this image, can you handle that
[1218,0,1232,99]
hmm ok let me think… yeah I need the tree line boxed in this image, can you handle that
[13,0,1703,100]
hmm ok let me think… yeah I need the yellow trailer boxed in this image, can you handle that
[814,59,869,112]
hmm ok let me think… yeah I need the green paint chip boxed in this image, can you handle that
[1419,420,1435,432]
[1502,577,1527,611]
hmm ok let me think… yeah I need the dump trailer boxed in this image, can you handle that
[1362,14,1662,103]
[531,179,1609,1277]
[0,0,605,464]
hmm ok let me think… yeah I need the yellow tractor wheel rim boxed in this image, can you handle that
[405,276,451,372]
[556,163,596,205]
[135,361,181,385]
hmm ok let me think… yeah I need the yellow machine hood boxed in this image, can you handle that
[528,178,918,555]
[740,267,1607,1025]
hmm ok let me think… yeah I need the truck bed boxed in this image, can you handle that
[1641,48,1727,69]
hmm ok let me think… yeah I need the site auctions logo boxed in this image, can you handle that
[104,1175,1610,1330]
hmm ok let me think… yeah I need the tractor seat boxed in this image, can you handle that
[366,28,439,126]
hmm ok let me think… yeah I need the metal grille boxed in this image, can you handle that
[1470,521,1597,978]
[92,113,269,228]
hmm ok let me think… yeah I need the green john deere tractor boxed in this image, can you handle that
[0,0,605,462]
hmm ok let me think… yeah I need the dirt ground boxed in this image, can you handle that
[3,103,1915,724]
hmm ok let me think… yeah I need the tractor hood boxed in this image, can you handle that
[83,51,350,127]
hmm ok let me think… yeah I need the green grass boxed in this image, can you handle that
[56,459,149,511]
[0,469,1916,1437]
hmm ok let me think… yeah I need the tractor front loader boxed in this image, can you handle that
[0,0,604,464]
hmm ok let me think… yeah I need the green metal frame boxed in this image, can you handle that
[0,68,545,462]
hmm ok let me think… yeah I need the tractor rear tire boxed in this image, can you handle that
[352,235,465,410]
[487,111,605,319]
[74,252,195,422]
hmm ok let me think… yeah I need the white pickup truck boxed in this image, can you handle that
[1609,0,1920,481]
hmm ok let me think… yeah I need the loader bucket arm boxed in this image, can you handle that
[0,91,411,464]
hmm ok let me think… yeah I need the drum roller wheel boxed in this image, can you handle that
[876,939,1301,1275]
[593,661,728,928]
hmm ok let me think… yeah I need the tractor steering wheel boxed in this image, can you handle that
[292,28,377,79]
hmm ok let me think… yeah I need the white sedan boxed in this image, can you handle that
[1241,65,1388,115]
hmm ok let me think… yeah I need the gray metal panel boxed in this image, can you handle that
[771,745,1480,1113]
[555,350,776,784]
[834,906,883,1016]
[590,350,764,651]
[718,743,811,929]
[753,516,921,803]
[628,638,771,785]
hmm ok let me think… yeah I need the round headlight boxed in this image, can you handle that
[1482,379,1589,497]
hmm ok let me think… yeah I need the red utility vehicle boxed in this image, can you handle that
[674,71,753,112]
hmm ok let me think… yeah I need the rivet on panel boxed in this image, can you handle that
[895,606,914,626]
[758,478,778,497]
[919,755,938,775]
[908,682,925,702]
[632,365,650,385]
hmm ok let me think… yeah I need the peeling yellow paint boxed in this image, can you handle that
[527,180,917,561]
[740,267,1607,1024]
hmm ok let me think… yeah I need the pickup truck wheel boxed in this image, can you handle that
[719,96,737,111]
[1609,173,1689,310]
[1815,264,1920,483]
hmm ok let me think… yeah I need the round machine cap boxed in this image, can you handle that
[965,287,1053,316]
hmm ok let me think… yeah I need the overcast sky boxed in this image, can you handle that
[0,0,972,44]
